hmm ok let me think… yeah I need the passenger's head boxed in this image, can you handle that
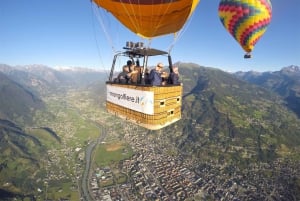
[127,60,133,66]
[172,66,179,73]
[156,62,164,71]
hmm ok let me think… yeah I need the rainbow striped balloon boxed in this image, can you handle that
[218,0,272,55]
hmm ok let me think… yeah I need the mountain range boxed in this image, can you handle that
[1,63,300,154]
[0,64,107,124]
[168,64,300,161]
[234,65,300,118]
[0,63,299,199]
[0,71,44,125]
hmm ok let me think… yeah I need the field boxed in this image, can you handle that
[93,142,133,166]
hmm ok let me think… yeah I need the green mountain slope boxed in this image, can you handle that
[0,121,63,199]
[0,119,46,197]
[158,64,300,200]
[234,65,300,118]
[0,72,45,125]
[0,63,299,200]
[171,64,300,163]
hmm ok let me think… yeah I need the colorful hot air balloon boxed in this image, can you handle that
[92,0,200,130]
[93,0,200,38]
[218,0,272,58]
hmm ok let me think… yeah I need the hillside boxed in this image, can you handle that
[0,64,60,96]
[0,63,299,200]
[0,72,45,125]
[0,119,46,198]
[234,65,300,118]
[1,63,299,163]
[174,64,300,160]
[157,64,300,199]
[0,64,108,94]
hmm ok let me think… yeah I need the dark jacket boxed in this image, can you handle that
[148,69,162,86]
[168,72,180,85]
[117,71,130,83]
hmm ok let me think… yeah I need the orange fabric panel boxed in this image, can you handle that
[93,0,200,38]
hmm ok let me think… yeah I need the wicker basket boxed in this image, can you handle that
[106,83,182,130]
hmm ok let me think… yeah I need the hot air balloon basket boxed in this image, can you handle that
[106,83,182,130]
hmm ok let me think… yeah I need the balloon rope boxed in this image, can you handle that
[91,3,116,54]
[168,6,197,53]
[90,2,110,77]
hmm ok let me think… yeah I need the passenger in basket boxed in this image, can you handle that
[117,65,130,84]
[143,68,150,84]
[127,63,138,84]
[148,62,167,86]
[168,65,180,85]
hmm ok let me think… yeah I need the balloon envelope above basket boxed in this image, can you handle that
[93,0,200,38]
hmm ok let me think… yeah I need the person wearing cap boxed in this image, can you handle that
[168,65,180,85]
[148,62,166,86]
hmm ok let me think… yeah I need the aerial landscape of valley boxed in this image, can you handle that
[0,64,299,201]
[1,0,299,200]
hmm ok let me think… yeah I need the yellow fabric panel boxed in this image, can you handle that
[218,11,235,30]
[93,0,200,38]
[242,28,266,52]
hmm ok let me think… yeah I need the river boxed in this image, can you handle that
[81,123,107,201]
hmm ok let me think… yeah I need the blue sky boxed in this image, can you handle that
[1,0,299,72]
